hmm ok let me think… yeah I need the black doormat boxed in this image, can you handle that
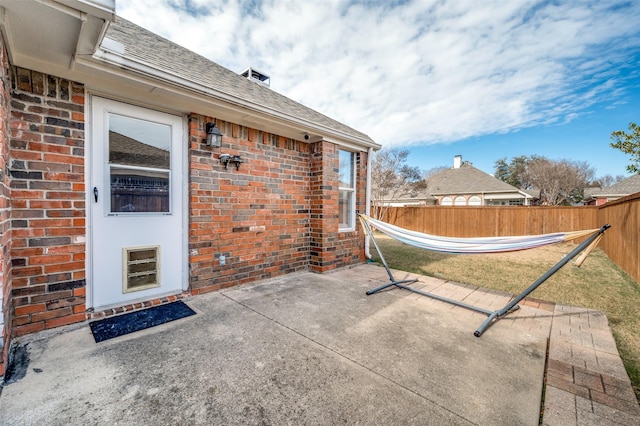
[89,300,196,343]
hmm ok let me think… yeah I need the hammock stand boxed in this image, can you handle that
[359,215,611,337]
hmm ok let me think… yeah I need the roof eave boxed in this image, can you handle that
[431,190,530,196]
[80,47,379,150]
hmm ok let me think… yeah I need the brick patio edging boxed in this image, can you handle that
[542,304,640,425]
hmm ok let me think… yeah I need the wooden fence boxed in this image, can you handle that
[597,192,640,285]
[382,206,600,237]
[381,195,640,284]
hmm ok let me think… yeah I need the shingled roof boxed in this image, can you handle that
[585,174,640,198]
[103,16,375,146]
[428,163,523,195]
[109,131,170,169]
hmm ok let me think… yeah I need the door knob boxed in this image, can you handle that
[93,187,98,202]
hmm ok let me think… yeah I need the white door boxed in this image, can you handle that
[90,97,185,309]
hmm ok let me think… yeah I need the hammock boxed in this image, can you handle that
[359,214,611,337]
[360,214,600,254]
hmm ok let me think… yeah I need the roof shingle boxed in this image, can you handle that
[104,17,374,145]
[586,174,640,197]
[427,163,523,195]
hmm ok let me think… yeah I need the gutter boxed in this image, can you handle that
[365,147,373,259]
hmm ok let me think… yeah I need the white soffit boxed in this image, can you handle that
[0,0,113,71]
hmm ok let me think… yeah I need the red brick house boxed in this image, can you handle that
[0,1,379,377]
[583,174,640,206]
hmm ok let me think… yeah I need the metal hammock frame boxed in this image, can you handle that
[359,215,611,337]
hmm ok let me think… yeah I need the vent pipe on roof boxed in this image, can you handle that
[241,67,270,87]
[454,155,462,169]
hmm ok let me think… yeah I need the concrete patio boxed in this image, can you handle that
[1,264,638,425]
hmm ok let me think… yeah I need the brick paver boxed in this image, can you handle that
[544,304,640,425]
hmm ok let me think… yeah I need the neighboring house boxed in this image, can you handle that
[380,155,536,206]
[583,174,640,206]
[0,1,380,377]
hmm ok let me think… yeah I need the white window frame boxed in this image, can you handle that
[468,195,481,206]
[339,150,356,231]
[454,196,466,206]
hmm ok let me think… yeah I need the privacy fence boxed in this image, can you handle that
[380,193,640,284]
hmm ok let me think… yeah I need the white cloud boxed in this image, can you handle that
[116,0,640,146]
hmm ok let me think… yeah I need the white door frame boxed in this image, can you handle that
[85,94,189,310]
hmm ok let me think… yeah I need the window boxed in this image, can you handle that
[468,195,481,206]
[454,196,466,206]
[339,150,355,230]
[108,113,171,214]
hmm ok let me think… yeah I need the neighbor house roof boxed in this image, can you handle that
[99,16,376,148]
[585,174,640,199]
[427,163,529,196]
[376,161,534,205]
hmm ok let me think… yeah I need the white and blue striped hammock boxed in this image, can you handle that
[359,214,610,336]
[359,214,600,255]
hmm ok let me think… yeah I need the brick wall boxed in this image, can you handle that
[188,115,313,292]
[8,67,86,336]
[188,115,367,291]
[309,142,367,272]
[309,141,338,271]
[0,33,12,377]
[1,72,369,342]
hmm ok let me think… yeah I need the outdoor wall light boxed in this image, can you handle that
[230,155,243,170]
[219,154,243,170]
[204,119,223,147]
[219,153,231,169]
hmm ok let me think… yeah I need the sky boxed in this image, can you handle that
[116,0,640,179]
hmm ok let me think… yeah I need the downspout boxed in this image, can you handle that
[365,147,373,259]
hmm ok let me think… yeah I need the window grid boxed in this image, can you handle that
[339,150,356,230]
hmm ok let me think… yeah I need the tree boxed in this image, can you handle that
[610,122,640,174]
[591,174,627,188]
[495,155,596,205]
[494,155,539,189]
[423,166,448,179]
[371,148,426,220]
[522,157,595,205]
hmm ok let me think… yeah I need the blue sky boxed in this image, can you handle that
[116,0,640,179]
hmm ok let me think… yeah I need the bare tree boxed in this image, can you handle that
[592,174,627,188]
[522,157,595,205]
[371,148,425,220]
[423,166,449,179]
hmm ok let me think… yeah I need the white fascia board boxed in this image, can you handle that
[433,190,523,197]
[483,192,527,200]
[84,48,379,150]
[598,193,630,198]
[321,136,373,152]
[0,7,14,63]
[55,0,115,20]
[518,190,533,199]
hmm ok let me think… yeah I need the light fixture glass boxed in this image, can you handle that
[205,120,223,147]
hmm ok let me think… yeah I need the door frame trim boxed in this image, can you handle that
[85,94,189,309]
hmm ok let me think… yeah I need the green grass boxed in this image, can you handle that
[370,233,640,401]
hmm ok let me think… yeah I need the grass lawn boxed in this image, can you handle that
[369,233,640,401]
